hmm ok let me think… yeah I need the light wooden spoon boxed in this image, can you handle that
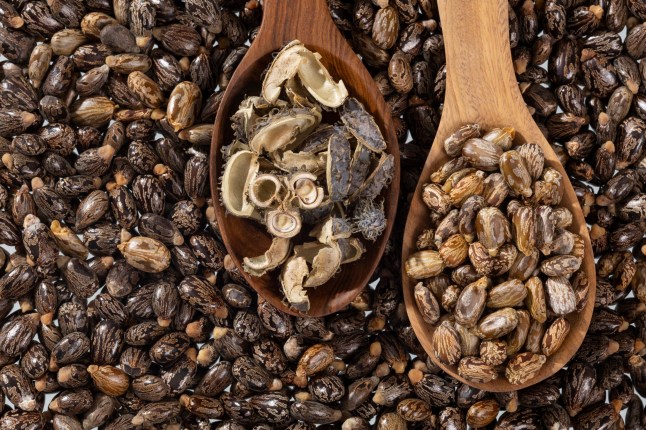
[402,0,596,391]
[210,0,400,317]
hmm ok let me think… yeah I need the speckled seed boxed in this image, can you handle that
[541,317,571,357]
[505,352,546,384]
[432,320,462,365]
[131,401,181,426]
[87,365,129,397]
[149,332,190,365]
[117,236,171,273]
[467,399,500,427]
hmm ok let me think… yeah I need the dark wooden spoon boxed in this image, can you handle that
[401,0,596,391]
[210,0,400,317]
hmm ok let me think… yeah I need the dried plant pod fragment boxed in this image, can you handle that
[280,256,310,312]
[341,97,387,152]
[265,204,302,238]
[262,40,307,103]
[249,108,322,154]
[296,48,349,108]
[326,131,352,202]
[303,243,342,288]
[221,150,260,219]
[243,237,292,277]
[248,174,284,209]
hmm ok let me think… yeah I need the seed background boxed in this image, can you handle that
[0,0,645,428]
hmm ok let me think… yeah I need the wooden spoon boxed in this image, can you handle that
[402,0,596,391]
[210,0,400,317]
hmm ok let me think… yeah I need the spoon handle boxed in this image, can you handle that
[438,0,524,124]
[255,0,339,48]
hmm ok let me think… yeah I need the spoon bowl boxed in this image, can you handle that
[210,0,400,317]
[401,0,596,391]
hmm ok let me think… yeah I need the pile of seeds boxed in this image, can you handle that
[0,0,644,428]
[221,41,394,312]
[406,124,587,385]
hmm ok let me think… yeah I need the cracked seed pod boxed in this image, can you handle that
[117,236,170,273]
[337,237,365,263]
[249,174,284,209]
[341,97,387,152]
[303,243,342,288]
[310,216,352,245]
[280,256,310,312]
[475,207,510,257]
[262,41,307,103]
[297,47,349,108]
[265,204,302,239]
[221,150,260,219]
[273,150,327,174]
[249,107,322,154]
[351,152,395,202]
[326,131,352,202]
[348,143,372,196]
[243,237,292,277]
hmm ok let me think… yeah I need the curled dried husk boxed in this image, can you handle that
[303,243,342,288]
[221,150,260,219]
[248,173,284,209]
[296,48,348,108]
[265,203,302,238]
[288,172,325,209]
[243,237,292,277]
[262,41,307,104]
[310,216,352,245]
[249,107,322,154]
[280,256,310,312]
[337,237,365,264]
[273,150,327,174]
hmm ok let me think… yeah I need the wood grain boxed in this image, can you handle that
[209,0,400,317]
[401,0,596,391]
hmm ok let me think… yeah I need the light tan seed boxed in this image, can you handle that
[439,234,469,268]
[127,71,165,108]
[540,255,582,277]
[479,339,507,366]
[458,357,498,383]
[545,276,577,315]
[466,399,500,428]
[500,150,533,197]
[482,127,515,151]
[525,319,545,353]
[516,142,545,180]
[443,123,481,157]
[167,81,202,132]
[468,242,495,276]
[87,365,130,396]
[432,321,462,365]
[454,323,481,357]
[405,250,445,280]
[117,236,171,273]
[524,277,547,323]
[511,205,536,256]
[422,183,451,214]
[505,352,546,385]
[461,138,503,171]
[486,279,527,308]
[541,317,570,357]
[449,171,486,206]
